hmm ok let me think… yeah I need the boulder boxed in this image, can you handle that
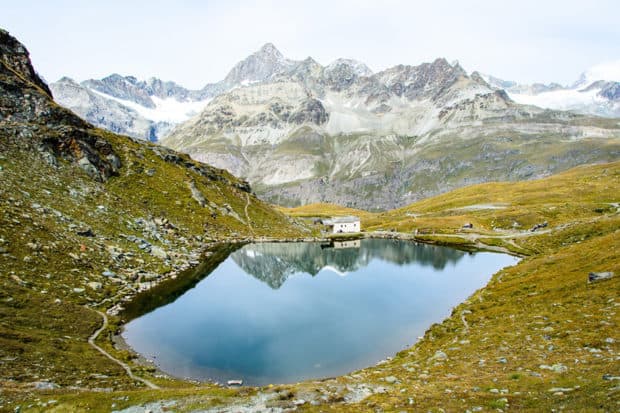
[33,381,59,390]
[150,246,169,260]
[76,228,95,237]
[87,282,102,291]
[588,271,614,283]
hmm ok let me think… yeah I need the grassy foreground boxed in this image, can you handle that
[3,161,616,412]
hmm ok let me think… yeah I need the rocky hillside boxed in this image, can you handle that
[162,45,620,210]
[0,28,304,393]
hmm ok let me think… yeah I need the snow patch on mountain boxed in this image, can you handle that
[90,89,210,123]
[510,87,603,110]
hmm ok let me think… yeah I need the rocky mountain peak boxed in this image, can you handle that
[295,56,322,72]
[142,77,195,101]
[323,58,373,91]
[430,57,466,77]
[284,56,324,84]
[375,58,471,101]
[56,76,78,84]
[222,42,295,87]
[258,42,283,59]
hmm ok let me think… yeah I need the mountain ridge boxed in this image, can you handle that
[161,45,620,209]
[50,43,620,142]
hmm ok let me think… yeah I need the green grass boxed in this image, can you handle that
[278,202,371,219]
[0,118,306,409]
[2,159,619,412]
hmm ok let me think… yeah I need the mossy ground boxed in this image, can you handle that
[1,161,619,412]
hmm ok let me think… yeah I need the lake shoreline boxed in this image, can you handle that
[115,236,517,387]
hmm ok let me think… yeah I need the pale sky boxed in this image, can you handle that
[1,0,618,89]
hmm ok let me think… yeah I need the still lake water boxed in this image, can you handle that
[123,239,518,385]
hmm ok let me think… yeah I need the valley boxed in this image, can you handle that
[1,25,619,413]
[50,44,620,210]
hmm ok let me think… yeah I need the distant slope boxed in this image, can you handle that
[281,161,620,238]
[278,202,371,218]
[362,161,620,241]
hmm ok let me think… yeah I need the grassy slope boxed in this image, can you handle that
[0,28,308,410]
[277,202,371,218]
[12,161,617,412]
[0,122,305,408]
[365,161,619,251]
[207,126,620,210]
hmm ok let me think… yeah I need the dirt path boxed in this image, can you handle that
[438,228,552,243]
[460,310,470,333]
[87,309,160,390]
[244,193,254,235]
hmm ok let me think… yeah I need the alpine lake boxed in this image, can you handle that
[121,239,518,386]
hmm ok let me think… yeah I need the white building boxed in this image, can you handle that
[323,216,360,234]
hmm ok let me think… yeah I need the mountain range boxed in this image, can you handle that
[51,44,620,209]
[51,46,620,142]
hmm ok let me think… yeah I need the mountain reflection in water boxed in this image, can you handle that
[123,239,517,385]
[231,239,466,289]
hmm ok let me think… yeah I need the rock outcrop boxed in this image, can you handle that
[0,29,120,181]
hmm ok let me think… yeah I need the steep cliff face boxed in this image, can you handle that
[0,30,121,182]
[0,29,51,97]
